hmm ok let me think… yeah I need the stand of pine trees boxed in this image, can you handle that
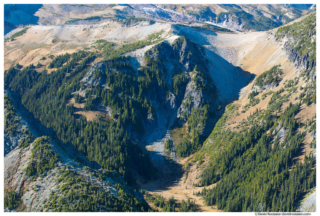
[198,102,316,212]
[4,51,158,184]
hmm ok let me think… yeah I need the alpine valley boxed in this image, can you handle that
[3,3,316,213]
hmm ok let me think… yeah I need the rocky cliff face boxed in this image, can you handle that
[132,4,314,32]
[65,17,155,27]
[81,62,107,88]
[285,41,316,71]
[139,36,219,137]
[275,12,316,81]
[251,82,277,95]
[178,78,203,120]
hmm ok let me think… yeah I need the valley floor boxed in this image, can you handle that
[139,157,221,212]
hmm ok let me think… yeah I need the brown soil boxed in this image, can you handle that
[140,154,221,212]
[74,111,105,121]
[67,97,85,109]
[294,131,314,163]
[170,121,188,147]
[295,103,316,125]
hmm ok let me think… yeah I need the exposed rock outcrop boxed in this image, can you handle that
[285,42,316,71]
[4,91,33,156]
[81,62,106,87]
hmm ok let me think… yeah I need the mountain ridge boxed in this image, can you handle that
[4,5,316,212]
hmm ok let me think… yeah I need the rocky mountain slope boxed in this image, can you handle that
[4,90,150,212]
[133,4,314,32]
[4,4,316,213]
[4,4,315,35]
